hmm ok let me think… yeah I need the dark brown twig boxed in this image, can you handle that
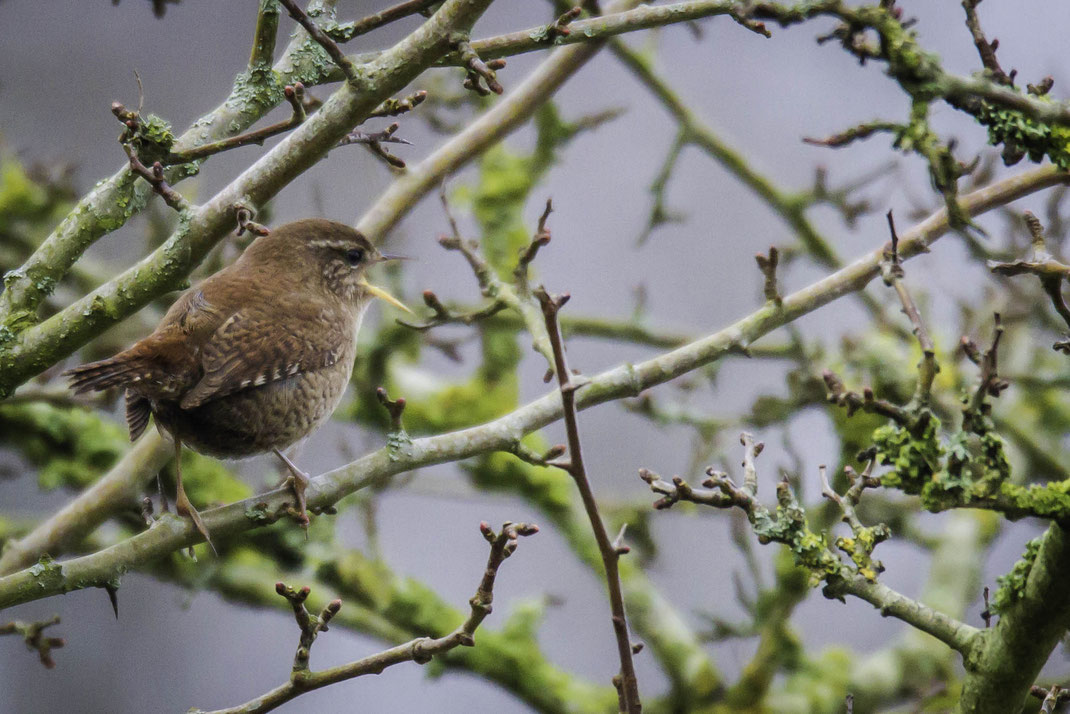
[201,523,536,714]
[822,369,913,424]
[754,246,781,305]
[962,0,1015,87]
[883,210,937,404]
[803,121,900,148]
[981,586,992,628]
[122,145,189,211]
[1031,684,1070,714]
[167,83,308,164]
[535,286,642,713]
[514,198,553,290]
[279,0,358,82]
[326,0,442,42]
[0,615,65,669]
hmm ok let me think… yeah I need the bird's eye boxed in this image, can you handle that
[345,248,365,267]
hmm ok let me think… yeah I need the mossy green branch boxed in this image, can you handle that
[957,523,1070,712]
[0,0,497,399]
[0,1,338,330]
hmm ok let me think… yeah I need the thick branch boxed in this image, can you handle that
[0,431,170,576]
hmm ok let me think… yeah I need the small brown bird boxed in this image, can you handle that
[64,219,409,549]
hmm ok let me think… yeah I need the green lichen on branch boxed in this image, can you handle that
[978,99,1070,169]
[991,535,1042,613]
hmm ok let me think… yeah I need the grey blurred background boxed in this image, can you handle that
[1,1,1068,712]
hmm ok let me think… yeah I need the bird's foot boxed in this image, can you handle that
[175,488,217,556]
[273,448,311,533]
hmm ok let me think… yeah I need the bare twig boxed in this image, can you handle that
[368,90,428,118]
[989,211,1070,338]
[883,210,937,404]
[168,83,308,164]
[514,198,553,291]
[535,286,642,713]
[962,0,1015,87]
[121,145,189,212]
[0,615,65,669]
[452,35,505,95]
[327,0,442,42]
[278,0,358,82]
[234,204,270,237]
[199,522,537,714]
[754,247,781,305]
[338,122,413,169]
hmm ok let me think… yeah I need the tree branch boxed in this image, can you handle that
[0,164,1064,610]
[196,522,537,714]
[536,287,642,712]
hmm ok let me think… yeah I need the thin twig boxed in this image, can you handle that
[535,286,642,713]
[328,0,442,42]
[279,0,358,82]
[168,84,308,164]
[199,522,537,714]
[0,616,65,669]
[883,210,937,405]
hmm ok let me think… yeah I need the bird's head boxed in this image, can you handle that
[241,218,410,313]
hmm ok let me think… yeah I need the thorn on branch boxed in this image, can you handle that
[981,585,992,628]
[452,36,505,96]
[375,387,406,432]
[754,246,781,305]
[0,616,65,669]
[339,122,413,169]
[279,0,358,82]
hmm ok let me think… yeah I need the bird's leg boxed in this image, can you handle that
[171,438,217,555]
[156,471,170,513]
[273,448,311,529]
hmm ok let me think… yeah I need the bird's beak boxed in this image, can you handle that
[378,253,408,262]
[360,280,413,313]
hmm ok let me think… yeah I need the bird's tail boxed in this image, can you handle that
[63,353,150,394]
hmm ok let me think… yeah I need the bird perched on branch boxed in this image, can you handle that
[65,218,409,550]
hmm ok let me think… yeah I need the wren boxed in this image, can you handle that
[64,218,409,549]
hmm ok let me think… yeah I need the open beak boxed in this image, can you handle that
[361,280,413,314]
